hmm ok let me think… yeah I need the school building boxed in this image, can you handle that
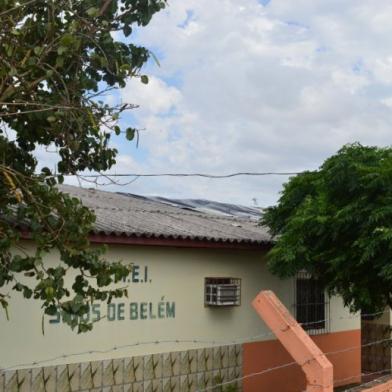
[0,185,361,391]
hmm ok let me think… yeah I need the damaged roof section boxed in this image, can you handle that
[59,185,272,247]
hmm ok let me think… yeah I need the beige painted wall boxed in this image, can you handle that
[370,308,391,325]
[0,242,359,369]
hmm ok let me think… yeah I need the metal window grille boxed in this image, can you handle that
[205,277,241,306]
[293,272,330,334]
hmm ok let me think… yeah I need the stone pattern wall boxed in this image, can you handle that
[0,344,242,392]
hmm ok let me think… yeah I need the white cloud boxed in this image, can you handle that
[122,76,182,114]
[62,0,392,206]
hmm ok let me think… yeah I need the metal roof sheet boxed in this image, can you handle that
[59,185,272,245]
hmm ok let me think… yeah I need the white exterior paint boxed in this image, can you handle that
[0,242,360,370]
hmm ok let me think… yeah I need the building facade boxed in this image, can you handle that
[0,186,361,391]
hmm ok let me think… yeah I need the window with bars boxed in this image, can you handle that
[294,272,330,334]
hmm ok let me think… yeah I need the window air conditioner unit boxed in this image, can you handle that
[205,278,241,306]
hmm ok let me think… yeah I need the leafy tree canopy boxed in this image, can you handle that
[0,0,166,332]
[262,143,392,313]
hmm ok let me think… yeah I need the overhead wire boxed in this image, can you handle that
[0,0,39,17]
[65,171,303,179]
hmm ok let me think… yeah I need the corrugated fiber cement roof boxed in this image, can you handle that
[59,184,271,246]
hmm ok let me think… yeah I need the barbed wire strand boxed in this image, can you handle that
[1,325,390,392]
[0,309,386,372]
[0,333,275,372]
[340,370,392,392]
[298,369,392,392]
[195,337,392,392]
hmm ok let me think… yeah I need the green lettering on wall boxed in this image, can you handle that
[130,303,138,320]
[166,302,175,318]
[46,260,178,326]
[158,301,165,318]
[140,302,147,319]
[62,312,78,324]
[118,303,125,320]
[149,302,156,319]
[107,303,116,321]
[92,304,101,322]
[132,265,140,283]
[81,306,90,322]
[49,312,60,324]
[144,266,148,283]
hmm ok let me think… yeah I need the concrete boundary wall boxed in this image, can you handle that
[365,379,392,391]
[0,344,242,392]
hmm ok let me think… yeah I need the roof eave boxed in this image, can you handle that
[89,233,272,250]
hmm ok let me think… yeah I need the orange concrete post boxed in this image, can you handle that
[252,290,333,392]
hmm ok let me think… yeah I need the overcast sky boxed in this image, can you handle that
[67,0,392,207]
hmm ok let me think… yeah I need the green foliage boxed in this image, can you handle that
[262,143,392,313]
[0,0,166,332]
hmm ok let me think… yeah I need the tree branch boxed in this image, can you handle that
[99,0,113,16]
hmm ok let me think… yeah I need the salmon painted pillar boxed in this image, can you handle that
[252,290,333,392]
